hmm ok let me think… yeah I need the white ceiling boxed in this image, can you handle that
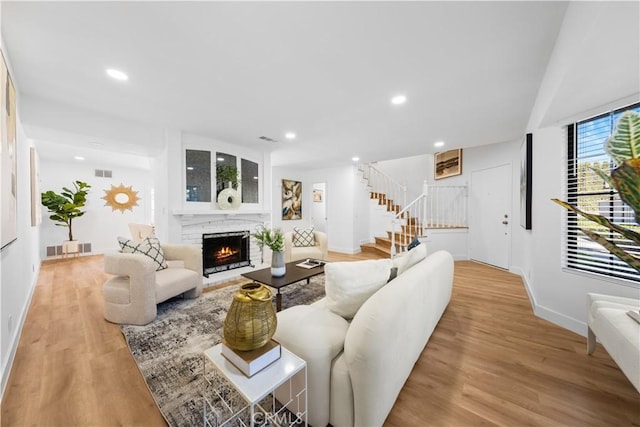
[1,1,623,169]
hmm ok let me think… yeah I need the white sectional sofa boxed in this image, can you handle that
[587,293,640,393]
[274,249,454,427]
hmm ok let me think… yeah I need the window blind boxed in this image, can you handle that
[564,103,640,283]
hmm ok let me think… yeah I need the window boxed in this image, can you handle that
[215,152,237,198]
[185,149,211,202]
[565,103,640,283]
[241,158,259,203]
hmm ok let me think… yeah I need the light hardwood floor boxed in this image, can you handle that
[2,253,638,426]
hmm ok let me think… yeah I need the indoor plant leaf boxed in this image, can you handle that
[610,158,640,222]
[605,110,640,164]
[581,228,640,272]
[591,166,615,189]
[551,198,640,244]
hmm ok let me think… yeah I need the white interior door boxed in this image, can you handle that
[469,164,511,269]
[311,182,327,233]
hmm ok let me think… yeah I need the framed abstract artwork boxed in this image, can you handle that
[1,50,17,249]
[282,179,302,220]
[520,133,532,230]
[30,147,42,227]
[434,149,462,180]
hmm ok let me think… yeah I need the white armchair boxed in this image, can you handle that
[102,244,203,325]
[284,230,328,263]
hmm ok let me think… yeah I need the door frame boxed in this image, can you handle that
[468,163,512,269]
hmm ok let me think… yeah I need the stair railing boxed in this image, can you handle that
[391,184,468,257]
[358,163,407,211]
[426,185,468,228]
[390,193,427,257]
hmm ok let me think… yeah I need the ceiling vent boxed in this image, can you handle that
[95,169,113,178]
[259,136,278,143]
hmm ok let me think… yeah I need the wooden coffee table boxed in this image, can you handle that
[241,261,325,311]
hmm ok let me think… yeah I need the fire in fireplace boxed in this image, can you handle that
[202,231,251,277]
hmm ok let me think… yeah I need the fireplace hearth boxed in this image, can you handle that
[203,231,251,277]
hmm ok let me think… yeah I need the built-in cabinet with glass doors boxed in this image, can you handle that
[185,149,259,207]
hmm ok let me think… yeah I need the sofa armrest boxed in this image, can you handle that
[103,252,157,310]
[104,252,156,277]
[313,231,328,260]
[274,305,349,427]
[284,232,294,263]
[161,244,202,275]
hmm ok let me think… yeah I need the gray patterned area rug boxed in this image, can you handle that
[121,275,325,427]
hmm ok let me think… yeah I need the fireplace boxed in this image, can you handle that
[203,231,251,277]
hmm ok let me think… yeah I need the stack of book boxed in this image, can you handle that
[296,259,325,269]
[220,339,281,377]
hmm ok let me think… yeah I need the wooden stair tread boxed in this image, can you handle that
[360,242,391,257]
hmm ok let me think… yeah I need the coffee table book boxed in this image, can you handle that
[220,339,281,377]
[296,259,325,269]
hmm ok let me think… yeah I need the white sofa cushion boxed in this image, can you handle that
[394,243,427,275]
[155,267,201,303]
[588,294,640,393]
[324,258,393,319]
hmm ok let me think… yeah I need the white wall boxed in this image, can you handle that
[0,85,41,401]
[374,154,432,200]
[1,8,41,397]
[38,159,153,255]
[272,164,366,254]
[519,1,640,336]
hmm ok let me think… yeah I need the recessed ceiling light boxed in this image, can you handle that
[391,95,406,105]
[74,156,85,161]
[217,157,225,162]
[434,141,445,148]
[106,68,128,81]
[187,166,194,171]
[285,132,296,140]
[352,156,360,162]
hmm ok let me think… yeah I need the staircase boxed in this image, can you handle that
[361,191,419,257]
[358,163,467,258]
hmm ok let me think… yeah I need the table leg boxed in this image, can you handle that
[276,290,282,312]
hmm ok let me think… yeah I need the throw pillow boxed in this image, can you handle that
[388,267,398,283]
[293,227,315,247]
[398,243,427,275]
[118,236,168,271]
[392,252,410,274]
[407,236,421,251]
[324,258,393,319]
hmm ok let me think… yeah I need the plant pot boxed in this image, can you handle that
[271,250,286,277]
[62,240,80,257]
[223,283,277,351]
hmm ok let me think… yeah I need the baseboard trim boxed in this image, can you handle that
[1,263,40,401]
[510,265,586,337]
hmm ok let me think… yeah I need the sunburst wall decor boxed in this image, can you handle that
[102,183,140,213]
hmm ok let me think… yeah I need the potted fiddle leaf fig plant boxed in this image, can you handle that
[251,225,285,276]
[552,110,640,272]
[41,180,91,254]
